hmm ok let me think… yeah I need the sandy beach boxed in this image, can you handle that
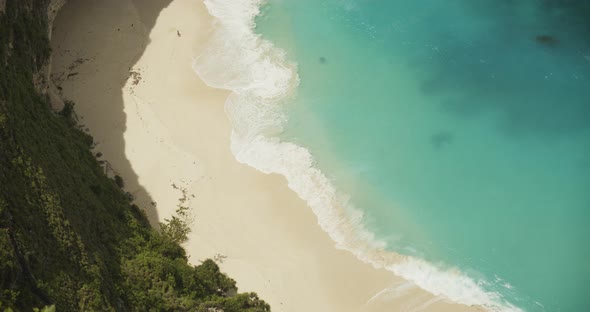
[50,0,482,311]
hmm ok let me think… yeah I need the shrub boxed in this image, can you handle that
[114,175,125,189]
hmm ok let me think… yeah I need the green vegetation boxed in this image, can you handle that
[0,1,269,311]
[114,175,125,189]
[160,205,191,245]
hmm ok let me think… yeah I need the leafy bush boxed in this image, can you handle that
[114,175,125,189]
[160,205,191,244]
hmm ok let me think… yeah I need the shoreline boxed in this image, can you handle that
[196,1,517,311]
[51,0,483,311]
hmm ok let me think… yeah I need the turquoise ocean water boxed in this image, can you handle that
[196,0,590,311]
[253,1,590,311]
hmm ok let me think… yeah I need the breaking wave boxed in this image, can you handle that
[193,1,522,311]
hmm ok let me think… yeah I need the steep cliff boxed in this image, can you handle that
[0,1,269,311]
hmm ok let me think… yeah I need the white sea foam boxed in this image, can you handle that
[193,1,523,311]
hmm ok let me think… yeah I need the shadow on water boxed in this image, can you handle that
[52,0,174,225]
[416,0,590,139]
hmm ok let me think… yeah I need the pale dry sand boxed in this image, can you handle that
[51,0,483,311]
